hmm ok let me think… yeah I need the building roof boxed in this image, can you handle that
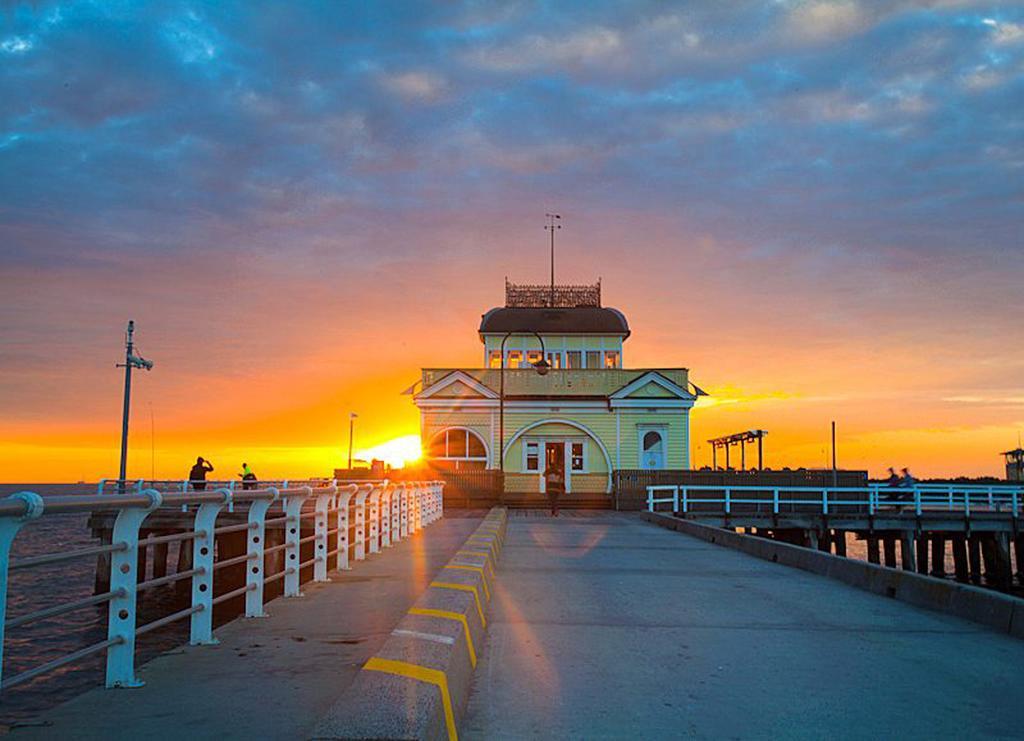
[478,307,630,337]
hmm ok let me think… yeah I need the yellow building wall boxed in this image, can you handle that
[420,406,691,482]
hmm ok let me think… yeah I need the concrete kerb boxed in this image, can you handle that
[641,511,1024,640]
[312,507,508,740]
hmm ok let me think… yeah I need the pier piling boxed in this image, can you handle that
[951,534,969,582]
[968,535,982,584]
[930,535,945,577]
[915,534,928,575]
[883,536,897,568]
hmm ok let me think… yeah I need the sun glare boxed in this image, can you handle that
[354,434,422,469]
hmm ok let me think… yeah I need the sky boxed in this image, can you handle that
[1,0,1022,482]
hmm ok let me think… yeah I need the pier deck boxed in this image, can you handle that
[12,514,483,741]
[463,511,1024,739]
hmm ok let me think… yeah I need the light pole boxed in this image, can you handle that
[498,331,550,480]
[116,320,153,493]
[347,412,358,470]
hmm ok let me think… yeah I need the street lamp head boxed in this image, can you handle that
[532,358,551,377]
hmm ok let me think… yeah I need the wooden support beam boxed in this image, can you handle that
[901,532,917,572]
[883,536,897,568]
[867,535,880,565]
[968,534,982,584]
[153,541,169,579]
[93,528,112,595]
[929,535,945,577]
[951,534,969,582]
[915,534,928,575]
[993,533,1013,590]
[833,530,847,557]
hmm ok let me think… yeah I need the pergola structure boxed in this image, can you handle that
[1003,448,1024,482]
[708,429,768,471]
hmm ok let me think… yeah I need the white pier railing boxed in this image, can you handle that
[0,479,444,691]
[646,483,1024,517]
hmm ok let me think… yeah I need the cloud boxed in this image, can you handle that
[784,1,869,42]
[379,70,448,102]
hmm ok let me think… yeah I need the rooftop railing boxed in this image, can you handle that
[646,483,1024,517]
[0,480,444,692]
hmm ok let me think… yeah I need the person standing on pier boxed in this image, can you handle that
[189,456,214,490]
[544,464,564,517]
[239,462,257,490]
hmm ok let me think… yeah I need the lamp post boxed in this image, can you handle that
[116,320,153,493]
[347,412,358,471]
[498,331,550,480]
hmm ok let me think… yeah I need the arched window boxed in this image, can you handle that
[427,428,488,470]
[640,428,666,470]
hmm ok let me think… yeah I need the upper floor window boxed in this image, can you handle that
[604,351,620,369]
[546,352,562,369]
[586,351,601,369]
[567,351,582,369]
[507,350,523,368]
[489,350,502,368]
[526,350,543,367]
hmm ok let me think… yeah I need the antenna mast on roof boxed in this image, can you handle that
[545,213,561,307]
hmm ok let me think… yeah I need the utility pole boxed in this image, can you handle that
[347,412,358,470]
[116,321,153,493]
[545,213,561,306]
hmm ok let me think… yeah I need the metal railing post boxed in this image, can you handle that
[772,488,779,515]
[965,491,971,517]
[400,485,409,538]
[190,489,231,645]
[314,486,337,582]
[725,488,731,515]
[379,485,392,547]
[681,486,688,513]
[245,488,278,617]
[392,484,404,541]
[822,489,829,515]
[354,484,372,561]
[0,492,45,687]
[672,486,679,513]
[646,486,654,512]
[914,488,922,516]
[335,484,357,570]
[106,489,162,688]
[368,485,381,555]
[283,487,311,597]
[436,481,445,519]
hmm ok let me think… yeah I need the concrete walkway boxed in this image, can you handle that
[13,514,482,741]
[463,511,1024,740]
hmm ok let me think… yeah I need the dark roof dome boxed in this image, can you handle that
[479,306,630,337]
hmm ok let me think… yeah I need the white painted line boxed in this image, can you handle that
[392,629,455,646]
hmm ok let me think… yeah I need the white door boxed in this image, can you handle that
[641,430,666,470]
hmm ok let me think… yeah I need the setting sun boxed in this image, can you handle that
[354,434,422,469]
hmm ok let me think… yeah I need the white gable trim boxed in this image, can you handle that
[610,371,693,401]
[415,370,499,400]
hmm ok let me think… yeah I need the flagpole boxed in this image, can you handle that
[348,413,357,470]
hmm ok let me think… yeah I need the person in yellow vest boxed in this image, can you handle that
[239,462,257,490]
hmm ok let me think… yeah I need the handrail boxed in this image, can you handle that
[0,479,446,693]
[646,483,1023,517]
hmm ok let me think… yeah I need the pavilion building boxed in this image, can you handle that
[411,281,702,502]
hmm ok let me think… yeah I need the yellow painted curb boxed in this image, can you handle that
[431,581,486,627]
[409,607,477,667]
[443,564,490,600]
[364,657,457,741]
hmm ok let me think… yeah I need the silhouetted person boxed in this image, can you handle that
[884,467,900,487]
[899,467,916,488]
[189,457,214,491]
[239,462,257,490]
[544,464,564,517]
